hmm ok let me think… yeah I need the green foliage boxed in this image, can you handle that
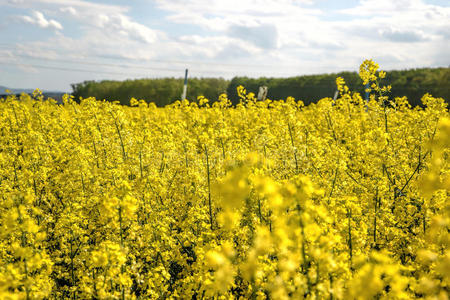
[71,78,229,106]
[228,67,449,106]
[71,67,449,106]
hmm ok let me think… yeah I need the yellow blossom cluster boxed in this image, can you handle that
[0,61,448,299]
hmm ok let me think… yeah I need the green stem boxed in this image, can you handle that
[110,112,127,161]
[219,137,226,159]
[329,167,339,198]
[257,198,262,224]
[374,188,378,246]
[347,208,353,270]
[139,150,143,178]
[287,122,299,174]
[205,146,213,230]
[118,206,125,300]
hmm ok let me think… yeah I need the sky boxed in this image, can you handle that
[0,0,449,92]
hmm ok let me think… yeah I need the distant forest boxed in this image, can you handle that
[71,67,450,107]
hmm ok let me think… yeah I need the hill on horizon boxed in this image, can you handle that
[0,85,64,95]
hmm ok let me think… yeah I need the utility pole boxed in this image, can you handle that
[181,69,188,100]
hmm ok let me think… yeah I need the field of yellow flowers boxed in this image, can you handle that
[0,60,449,299]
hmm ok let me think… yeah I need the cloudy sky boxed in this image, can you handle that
[0,0,449,92]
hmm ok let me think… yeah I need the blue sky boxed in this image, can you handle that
[0,0,449,92]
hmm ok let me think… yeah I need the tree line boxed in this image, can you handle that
[71,67,449,107]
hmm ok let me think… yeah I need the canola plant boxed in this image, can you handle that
[0,60,448,299]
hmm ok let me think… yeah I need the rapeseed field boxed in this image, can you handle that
[0,60,448,299]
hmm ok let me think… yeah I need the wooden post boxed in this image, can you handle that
[257,86,268,101]
[333,90,339,101]
[181,69,188,100]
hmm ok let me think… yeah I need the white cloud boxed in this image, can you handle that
[340,0,450,33]
[19,10,62,30]
[155,0,322,30]
[379,28,428,42]
[60,6,77,16]
[177,35,262,59]
[340,0,423,16]
[152,0,330,62]
[4,0,128,14]
[31,0,163,45]
[7,0,162,44]
[228,23,279,49]
[92,14,159,44]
